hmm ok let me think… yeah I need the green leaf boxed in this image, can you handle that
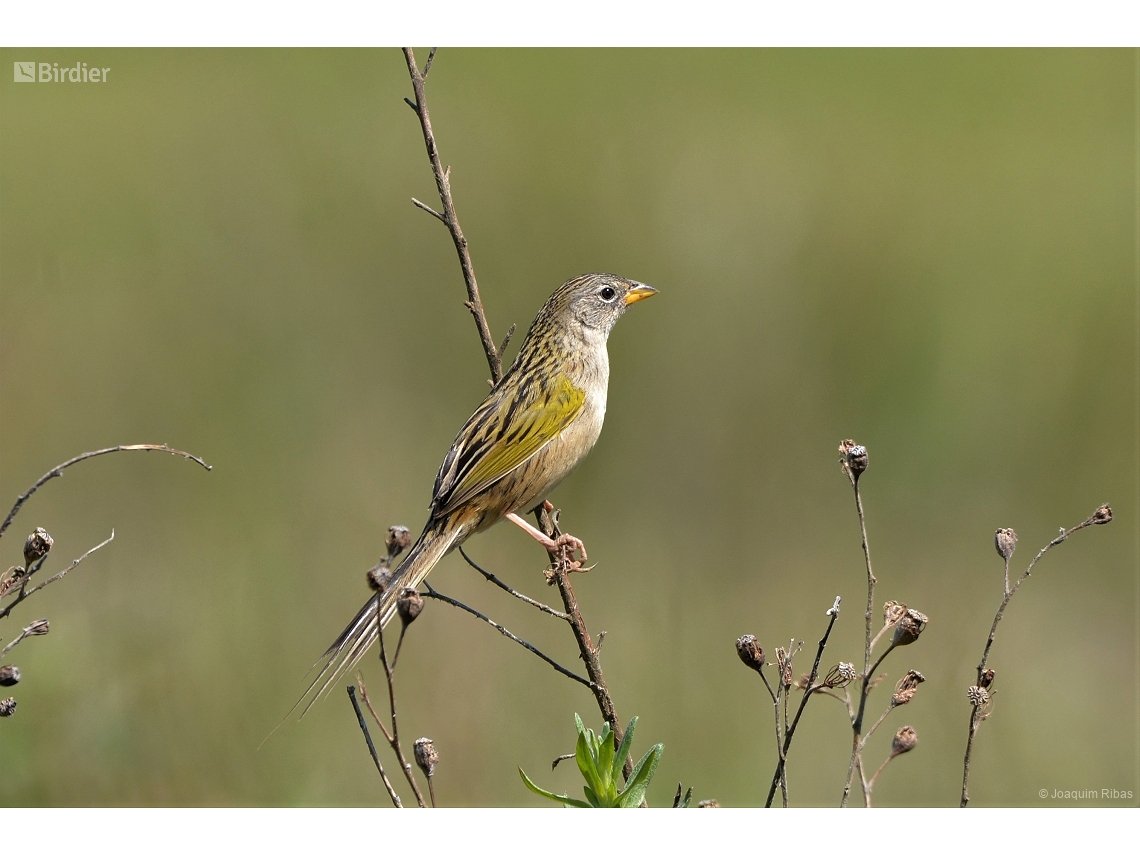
[677,786,693,809]
[612,716,638,782]
[575,729,605,798]
[617,743,663,808]
[574,713,585,736]
[519,767,592,808]
[596,724,615,793]
[583,785,603,808]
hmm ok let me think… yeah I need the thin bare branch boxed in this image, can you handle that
[459,547,568,620]
[421,583,590,688]
[402,47,503,383]
[765,599,841,807]
[347,685,402,807]
[377,622,427,808]
[0,531,115,621]
[411,197,446,222]
[534,505,634,781]
[1,445,210,539]
[960,505,1110,807]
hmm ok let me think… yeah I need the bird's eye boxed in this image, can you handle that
[599,286,616,302]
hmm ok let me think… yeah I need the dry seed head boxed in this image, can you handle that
[386,525,412,560]
[396,587,424,627]
[0,567,25,598]
[891,726,918,757]
[697,799,721,808]
[967,685,990,707]
[891,609,928,647]
[366,566,393,593]
[823,662,857,689]
[838,439,868,478]
[883,600,906,626]
[735,635,765,672]
[26,619,49,636]
[775,647,792,687]
[23,528,53,569]
[1093,504,1112,525]
[0,697,15,717]
[978,669,996,690]
[0,665,20,687]
[994,528,1017,562]
[891,670,926,706]
[414,737,439,777]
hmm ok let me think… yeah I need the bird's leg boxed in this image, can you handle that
[506,512,588,566]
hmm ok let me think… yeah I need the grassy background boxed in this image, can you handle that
[0,48,1136,806]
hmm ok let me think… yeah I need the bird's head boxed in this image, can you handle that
[542,273,657,339]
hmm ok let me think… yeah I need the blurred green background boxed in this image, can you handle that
[0,48,1135,807]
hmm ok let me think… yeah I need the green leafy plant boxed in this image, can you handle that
[519,714,663,808]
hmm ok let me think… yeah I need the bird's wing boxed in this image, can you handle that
[431,374,585,518]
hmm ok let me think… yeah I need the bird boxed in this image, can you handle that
[298,273,657,713]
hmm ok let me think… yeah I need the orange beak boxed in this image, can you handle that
[623,282,658,306]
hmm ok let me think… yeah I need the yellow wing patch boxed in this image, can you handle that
[436,377,585,516]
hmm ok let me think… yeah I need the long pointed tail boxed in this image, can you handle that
[295,513,469,717]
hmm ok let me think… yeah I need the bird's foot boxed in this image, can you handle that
[505,512,587,569]
[552,533,588,566]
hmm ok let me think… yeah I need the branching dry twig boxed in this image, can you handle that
[0,445,211,539]
[764,597,842,807]
[459,547,569,620]
[0,531,115,622]
[534,505,634,781]
[399,46,635,799]
[347,684,402,807]
[402,47,504,385]
[422,582,590,688]
[959,504,1112,807]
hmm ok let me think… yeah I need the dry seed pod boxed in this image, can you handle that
[1093,504,1112,525]
[697,799,721,808]
[891,670,926,706]
[0,697,15,717]
[822,662,857,689]
[396,587,424,627]
[0,665,20,687]
[838,439,868,478]
[366,566,392,593]
[23,528,53,569]
[891,609,927,647]
[883,600,906,626]
[994,528,1017,562]
[967,685,990,707]
[978,669,996,690]
[735,635,765,672]
[413,737,438,778]
[386,525,412,559]
[890,725,918,757]
[26,619,49,636]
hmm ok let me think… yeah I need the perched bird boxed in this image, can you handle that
[299,273,656,713]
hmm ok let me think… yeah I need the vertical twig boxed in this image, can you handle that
[839,442,874,808]
[535,506,633,780]
[764,598,841,807]
[402,47,503,384]
[375,609,428,808]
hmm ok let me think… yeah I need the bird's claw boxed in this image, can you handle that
[552,533,587,566]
